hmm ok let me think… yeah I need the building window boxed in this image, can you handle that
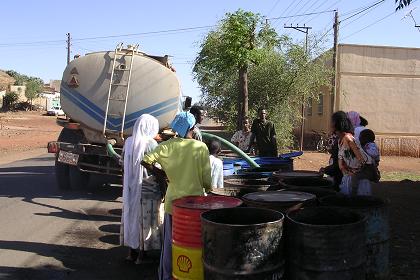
[317,93,323,115]
[307,98,313,116]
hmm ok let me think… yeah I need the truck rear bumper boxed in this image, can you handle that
[48,141,123,176]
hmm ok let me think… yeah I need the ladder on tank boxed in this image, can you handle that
[103,43,139,140]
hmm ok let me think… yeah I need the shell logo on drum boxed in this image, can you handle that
[177,255,192,273]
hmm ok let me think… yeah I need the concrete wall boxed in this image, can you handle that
[337,44,420,135]
[9,85,26,102]
[49,80,61,92]
[304,44,420,156]
[304,90,333,134]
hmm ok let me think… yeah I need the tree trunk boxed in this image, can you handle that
[238,65,249,130]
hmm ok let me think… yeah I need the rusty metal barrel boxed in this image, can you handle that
[287,207,367,280]
[201,207,285,279]
[320,195,390,280]
[211,178,281,197]
[242,191,317,213]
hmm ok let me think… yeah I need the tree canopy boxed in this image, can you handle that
[193,10,278,128]
[25,80,43,105]
[194,10,332,148]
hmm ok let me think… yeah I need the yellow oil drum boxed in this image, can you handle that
[172,244,203,280]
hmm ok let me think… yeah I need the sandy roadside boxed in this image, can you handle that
[0,111,61,165]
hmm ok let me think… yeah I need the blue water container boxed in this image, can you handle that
[223,162,235,176]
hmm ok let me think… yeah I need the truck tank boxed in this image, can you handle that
[60,48,181,145]
[48,46,183,190]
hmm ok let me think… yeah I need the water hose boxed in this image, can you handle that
[202,132,260,168]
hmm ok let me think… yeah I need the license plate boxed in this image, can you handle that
[58,150,79,166]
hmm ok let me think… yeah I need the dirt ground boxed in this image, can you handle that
[1,112,419,279]
[0,111,61,164]
[295,152,420,279]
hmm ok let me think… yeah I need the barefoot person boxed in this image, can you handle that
[120,114,159,264]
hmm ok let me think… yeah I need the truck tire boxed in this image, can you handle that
[69,166,90,190]
[55,128,89,190]
[55,160,70,190]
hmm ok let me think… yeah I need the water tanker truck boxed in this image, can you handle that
[48,44,187,189]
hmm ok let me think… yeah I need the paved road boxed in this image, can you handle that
[0,154,157,279]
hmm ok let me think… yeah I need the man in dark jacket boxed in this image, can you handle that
[248,108,277,157]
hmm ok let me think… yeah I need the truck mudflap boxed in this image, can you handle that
[48,141,123,176]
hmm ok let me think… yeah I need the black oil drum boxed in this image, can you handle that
[279,177,335,190]
[242,191,317,213]
[202,207,285,279]
[287,207,367,280]
[320,195,390,280]
[211,179,281,198]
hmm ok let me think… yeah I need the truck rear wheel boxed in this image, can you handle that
[55,160,70,190]
[69,166,90,190]
[55,128,89,190]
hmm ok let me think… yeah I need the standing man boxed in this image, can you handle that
[248,108,278,157]
[190,105,205,141]
[142,112,212,280]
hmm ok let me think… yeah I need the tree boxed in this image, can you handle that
[25,80,43,108]
[194,9,278,129]
[196,32,332,148]
[396,0,412,11]
[3,92,19,111]
[5,70,44,86]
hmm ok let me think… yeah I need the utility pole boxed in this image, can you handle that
[66,33,71,65]
[284,24,312,152]
[332,10,339,113]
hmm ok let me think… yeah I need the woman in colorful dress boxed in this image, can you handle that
[331,111,373,195]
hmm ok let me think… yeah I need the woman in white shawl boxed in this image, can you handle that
[120,114,159,263]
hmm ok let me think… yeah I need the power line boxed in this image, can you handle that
[340,1,383,29]
[272,0,305,28]
[340,11,394,41]
[305,0,343,24]
[72,26,213,41]
[297,0,325,24]
[0,25,214,47]
[269,9,336,20]
[341,0,385,22]
[341,0,383,17]
[294,0,321,20]
[266,0,281,16]
[275,0,298,20]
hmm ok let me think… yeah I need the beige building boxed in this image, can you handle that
[305,44,420,157]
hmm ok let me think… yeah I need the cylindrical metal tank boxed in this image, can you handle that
[211,178,280,198]
[287,207,367,280]
[320,195,390,280]
[272,170,323,181]
[61,51,181,144]
[201,207,285,279]
[242,191,317,213]
[172,196,242,280]
[278,177,335,190]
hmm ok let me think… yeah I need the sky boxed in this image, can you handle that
[1,0,419,102]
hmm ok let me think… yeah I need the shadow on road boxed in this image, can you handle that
[0,156,156,279]
[0,240,157,280]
